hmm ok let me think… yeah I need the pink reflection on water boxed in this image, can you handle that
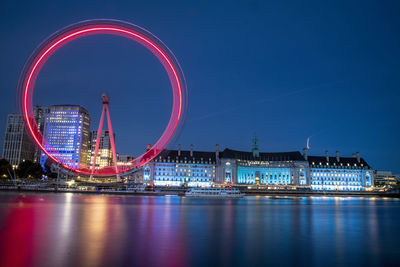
[0,194,46,267]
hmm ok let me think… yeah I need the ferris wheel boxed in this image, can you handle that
[17,19,188,179]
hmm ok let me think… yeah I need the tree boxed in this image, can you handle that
[0,159,13,178]
[44,158,57,179]
[16,160,43,179]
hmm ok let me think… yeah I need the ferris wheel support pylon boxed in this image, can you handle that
[90,94,121,181]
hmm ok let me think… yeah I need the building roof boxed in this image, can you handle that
[306,155,371,169]
[153,147,373,169]
[155,149,217,162]
[220,148,305,161]
[51,105,89,114]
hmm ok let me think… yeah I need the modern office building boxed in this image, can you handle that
[33,106,50,162]
[306,150,374,191]
[375,171,399,187]
[40,105,90,169]
[2,114,35,167]
[89,130,114,168]
[117,154,134,167]
[33,106,50,135]
[117,154,134,163]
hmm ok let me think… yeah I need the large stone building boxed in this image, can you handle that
[219,149,308,186]
[143,144,216,187]
[305,150,374,191]
[138,138,375,191]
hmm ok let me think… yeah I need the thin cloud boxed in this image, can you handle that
[188,83,331,123]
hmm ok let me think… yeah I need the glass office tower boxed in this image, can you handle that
[40,105,90,169]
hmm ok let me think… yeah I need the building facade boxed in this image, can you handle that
[33,106,50,162]
[88,130,114,168]
[40,105,90,169]
[143,145,216,187]
[117,154,135,169]
[137,142,375,191]
[138,142,309,188]
[375,171,399,187]
[2,114,35,167]
[33,106,50,136]
[306,151,374,191]
[219,148,309,186]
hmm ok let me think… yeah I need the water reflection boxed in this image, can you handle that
[0,193,399,267]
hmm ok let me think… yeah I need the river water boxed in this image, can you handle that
[0,192,399,267]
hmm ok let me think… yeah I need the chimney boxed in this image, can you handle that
[252,134,259,158]
[325,150,329,162]
[302,148,308,160]
[146,144,151,151]
[178,144,181,156]
[336,151,340,162]
[216,144,220,160]
[190,144,193,157]
[356,152,360,163]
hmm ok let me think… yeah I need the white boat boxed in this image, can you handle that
[185,188,245,198]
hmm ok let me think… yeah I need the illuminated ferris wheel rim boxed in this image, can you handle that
[19,19,187,176]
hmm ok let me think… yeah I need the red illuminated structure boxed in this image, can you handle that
[90,94,120,181]
[18,19,187,177]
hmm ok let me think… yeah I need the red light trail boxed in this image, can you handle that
[18,19,187,176]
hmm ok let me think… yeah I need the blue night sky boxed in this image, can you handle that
[0,0,399,172]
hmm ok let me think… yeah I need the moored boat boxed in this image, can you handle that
[185,187,244,198]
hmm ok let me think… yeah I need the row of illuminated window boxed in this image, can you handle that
[239,173,290,178]
[155,165,215,170]
[312,177,361,182]
[154,159,216,164]
[154,172,214,177]
[312,169,363,173]
[312,181,362,185]
[46,127,82,131]
[174,164,215,168]
[238,179,291,185]
[238,163,291,167]
[46,130,82,134]
[155,166,215,174]
[46,120,81,124]
[154,177,212,182]
[311,185,363,191]
[311,162,366,169]
[312,173,361,178]
[239,177,291,181]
